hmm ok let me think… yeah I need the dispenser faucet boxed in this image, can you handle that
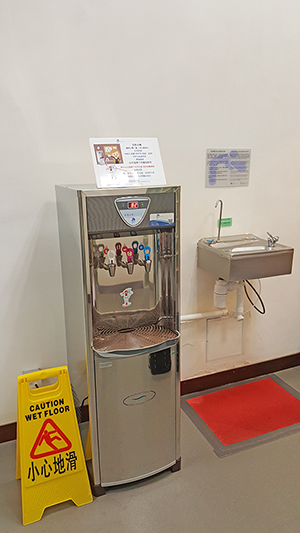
[215,199,223,243]
[267,232,279,248]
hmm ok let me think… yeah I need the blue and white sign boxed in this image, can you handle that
[150,213,174,227]
[205,149,250,188]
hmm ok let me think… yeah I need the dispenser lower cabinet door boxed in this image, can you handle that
[95,347,177,486]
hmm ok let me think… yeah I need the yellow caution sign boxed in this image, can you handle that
[17,366,93,525]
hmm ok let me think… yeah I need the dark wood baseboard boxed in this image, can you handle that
[0,422,16,444]
[181,352,300,396]
[1,354,299,444]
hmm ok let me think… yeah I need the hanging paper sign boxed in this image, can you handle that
[89,137,166,188]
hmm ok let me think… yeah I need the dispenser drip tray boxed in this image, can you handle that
[93,325,180,357]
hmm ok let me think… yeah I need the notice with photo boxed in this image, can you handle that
[89,137,166,188]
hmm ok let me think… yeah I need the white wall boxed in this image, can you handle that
[1,0,300,425]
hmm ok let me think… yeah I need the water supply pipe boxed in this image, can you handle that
[213,278,244,320]
[181,279,245,323]
[234,280,244,321]
[180,309,229,323]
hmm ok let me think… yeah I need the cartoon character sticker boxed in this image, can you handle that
[120,288,133,307]
[93,143,123,165]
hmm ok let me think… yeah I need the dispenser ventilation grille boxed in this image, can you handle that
[93,325,178,353]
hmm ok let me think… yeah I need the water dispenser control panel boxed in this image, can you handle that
[114,197,150,227]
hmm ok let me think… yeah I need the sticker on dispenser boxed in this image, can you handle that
[99,362,113,368]
[150,213,174,227]
[217,217,232,227]
[120,288,133,307]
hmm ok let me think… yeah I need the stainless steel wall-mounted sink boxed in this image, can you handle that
[197,234,294,281]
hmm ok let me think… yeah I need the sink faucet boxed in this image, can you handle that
[215,199,223,242]
[267,232,279,248]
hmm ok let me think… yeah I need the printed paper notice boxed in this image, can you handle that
[89,137,166,188]
[205,149,250,188]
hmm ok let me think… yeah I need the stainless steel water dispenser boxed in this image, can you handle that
[56,184,181,495]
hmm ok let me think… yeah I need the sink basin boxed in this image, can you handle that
[231,245,267,253]
[197,233,294,281]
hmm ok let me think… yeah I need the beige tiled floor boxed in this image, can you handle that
[1,366,300,532]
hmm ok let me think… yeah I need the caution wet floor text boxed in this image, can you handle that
[17,366,92,525]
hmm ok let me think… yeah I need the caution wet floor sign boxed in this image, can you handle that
[17,366,92,525]
[30,418,72,460]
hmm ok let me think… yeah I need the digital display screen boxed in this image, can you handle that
[128,201,139,209]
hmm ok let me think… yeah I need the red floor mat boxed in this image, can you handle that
[187,378,300,446]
